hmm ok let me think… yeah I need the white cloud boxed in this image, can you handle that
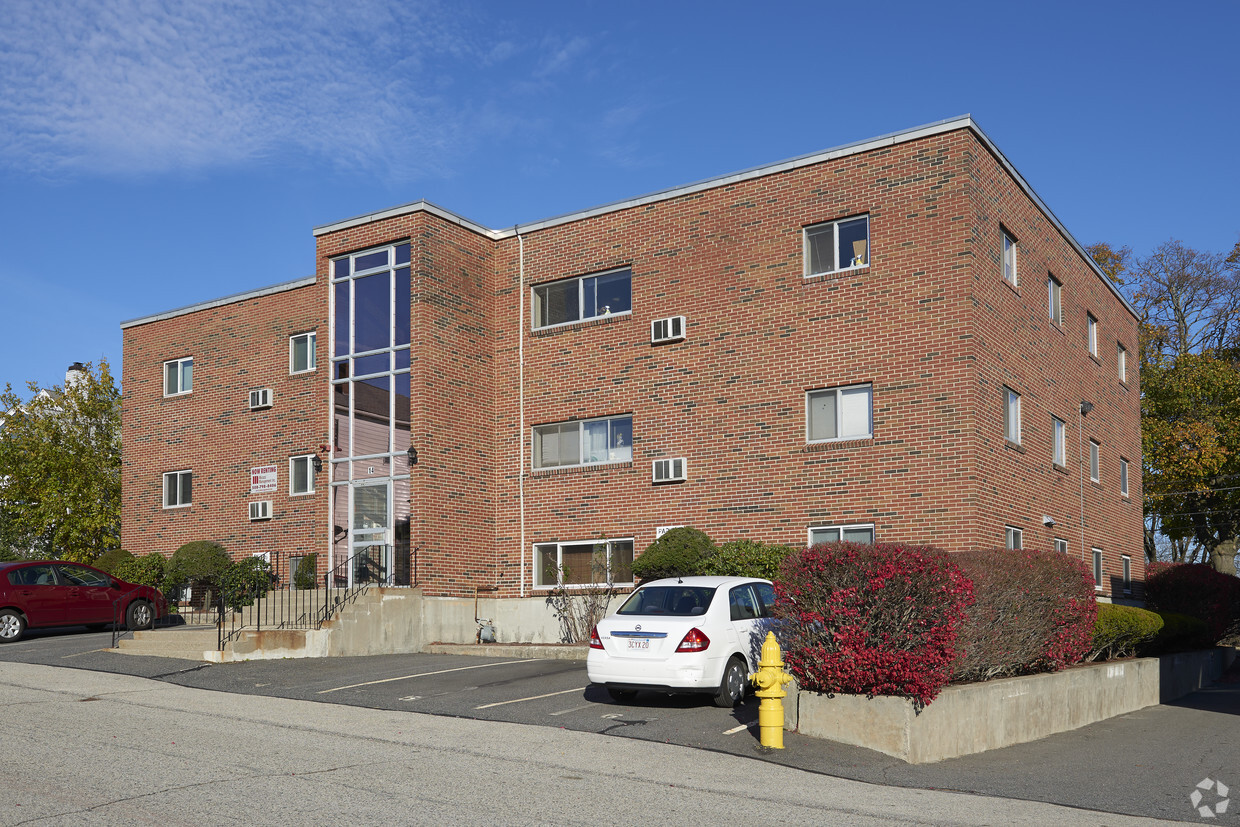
[0,0,492,179]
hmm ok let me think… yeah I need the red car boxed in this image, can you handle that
[0,560,167,643]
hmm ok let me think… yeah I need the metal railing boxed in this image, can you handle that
[110,585,224,649]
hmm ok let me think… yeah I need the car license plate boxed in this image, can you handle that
[627,638,649,650]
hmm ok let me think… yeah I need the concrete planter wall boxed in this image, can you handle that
[793,647,1236,764]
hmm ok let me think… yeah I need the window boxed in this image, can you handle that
[1087,314,1098,357]
[532,268,632,329]
[1004,387,1021,445]
[1118,343,1127,382]
[1122,555,1132,594]
[1048,275,1062,326]
[290,331,317,374]
[1005,526,1023,550]
[1054,538,1068,554]
[163,357,193,396]
[290,454,316,495]
[804,215,870,276]
[1052,416,1066,467]
[535,538,634,587]
[808,523,874,546]
[807,384,872,442]
[1092,548,1103,589]
[1090,440,1100,482]
[532,415,632,470]
[1120,458,1129,497]
[1001,229,1018,286]
[163,470,192,508]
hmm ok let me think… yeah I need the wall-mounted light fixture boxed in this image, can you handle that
[312,454,323,473]
[1042,515,1056,527]
[407,447,418,465]
[1080,401,1094,416]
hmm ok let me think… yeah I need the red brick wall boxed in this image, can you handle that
[120,282,328,575]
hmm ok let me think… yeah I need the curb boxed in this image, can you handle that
[425,642,589,661]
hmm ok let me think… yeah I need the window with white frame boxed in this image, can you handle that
[532,268,632,330]
[1048,275,1062,326]
[1004,387,1021,444]
[290,331,316,374]
[289,454,316,495]
[804,215,870,276]
[162,470,192,508]
[1090,440,1100,482]
[1122,555,1132,593]
[1002,229,1018,286]
[1052,415,1066,466]
[1054,538,1068,554]
[1118,343,1127,382]
[535,538,634,587]
[1087,313,1098,357]
[163,357,193,396]
[808,523,875,546]
[1092,548,1103,589]
[1120,457,1129,497]
[1005,526,1023,550]
[532,415,632,470]
[807,384,872,443]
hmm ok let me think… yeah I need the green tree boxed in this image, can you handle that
[0,361,121,561]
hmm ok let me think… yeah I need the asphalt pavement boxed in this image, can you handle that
[1,625,1237,824]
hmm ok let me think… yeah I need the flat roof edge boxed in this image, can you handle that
[313,200,500,239]
[120,275,317,329]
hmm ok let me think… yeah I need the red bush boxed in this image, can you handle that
[1144,562,1240,643]
[773,543,973,709]
[951,548,1097,681]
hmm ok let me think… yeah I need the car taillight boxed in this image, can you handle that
[589,626,604,649]
[676,627,710,653]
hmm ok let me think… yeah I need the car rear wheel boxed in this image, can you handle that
[607,687,639,703]
[126,600,154,630]
[0,609,26,643]
[713,656,748,708]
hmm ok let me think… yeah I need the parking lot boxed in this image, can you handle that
[1,625,1237,823]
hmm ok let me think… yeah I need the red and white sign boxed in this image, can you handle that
[250,465,278,493]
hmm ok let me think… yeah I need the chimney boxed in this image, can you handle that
[65,362,86,388]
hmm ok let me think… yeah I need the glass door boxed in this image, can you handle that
[350,481,392,586]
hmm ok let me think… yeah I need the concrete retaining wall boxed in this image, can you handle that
[794,647,1236,764]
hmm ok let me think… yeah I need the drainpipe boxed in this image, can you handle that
[518,230,526,598]
[1079,400,1093,566]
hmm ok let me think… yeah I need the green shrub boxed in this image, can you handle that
[1090,604,1163,661]
[113,554,166,590]
[165,541,230,597]
[699,539,795,580]
[630,527,717,582]
[222,556,273,610]
[1147,610,1213,654]
[1145,562,1240,643]
[293,553,318,590]
[94,548,135,573]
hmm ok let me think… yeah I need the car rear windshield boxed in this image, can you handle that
[617,586,716,616]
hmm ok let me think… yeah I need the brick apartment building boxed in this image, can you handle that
[120,115,1144,611]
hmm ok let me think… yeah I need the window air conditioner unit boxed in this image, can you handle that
[249,388,273,409]
[650,315,686,344]
[652,457,687,484]
[248,500,272,521]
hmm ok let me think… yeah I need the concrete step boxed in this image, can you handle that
[114,628,219,661]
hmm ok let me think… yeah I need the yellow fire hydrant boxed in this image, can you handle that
[749,631,793,749]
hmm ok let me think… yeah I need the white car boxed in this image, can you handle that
[587,576,778,707]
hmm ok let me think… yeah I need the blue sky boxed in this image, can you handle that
[2,0,1237,396]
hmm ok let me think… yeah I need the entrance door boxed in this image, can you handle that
[350,481,392,586]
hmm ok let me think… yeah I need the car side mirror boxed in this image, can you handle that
[112,580,122,589]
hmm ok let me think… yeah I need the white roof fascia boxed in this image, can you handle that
[120,276,317,330]
[312,200,500,240]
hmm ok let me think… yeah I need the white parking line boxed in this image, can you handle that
[316,659,532,694]
[548,702,597,717]
[723,724,751,735]
[473,687,586,710]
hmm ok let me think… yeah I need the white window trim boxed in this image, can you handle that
[803,214,871,278]
[1092,548,1104,590]
[530,267,633,331]
[1002,229,1018,287]
[163,357,193,397]
[1004,387,1022,445]
[162,469,192,509]
[1052,415,1066,467]
[806,383,873,444]
[289,454,316,496]
[1054,538,1068,554]
[1090,440,1101,482]
[1048,275,1062,326]
[290,331,317,375]
[1087,314,1098,357]
[533,537,635,589]
[531,414,633,471]
[1118,343,1127,383]
[1005,525,1023,550]
[1122,555,1132,594]
[807,523,875,546]
[1120,458,1129,497]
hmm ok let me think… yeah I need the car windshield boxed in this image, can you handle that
[617,586,716,616]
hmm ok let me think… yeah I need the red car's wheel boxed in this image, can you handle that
[126,600,154,630]
[0,609,26,643]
